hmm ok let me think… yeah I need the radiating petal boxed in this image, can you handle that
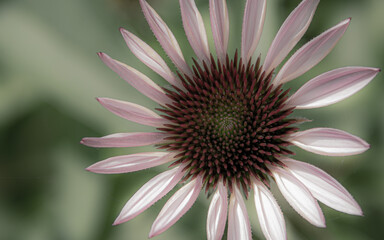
[241,0,266,63]
[210,0,229,63]
[149,176,202,238]
[252,178,286,240]
[140,0,192,76]
[289,128,369,156]
[282,158,363,215]
[113,166,184,225]
[86,152,176,174]
[227,184,252,240]
[286,67,380,109]
[180,0,210,63]
[97,97,169,127]
[81,132,167,148]
[272,167,325,227]
[120,28,184,89]
[273,18,351,85]
[98,52,170,105]
[207,180,228,240]
[263,0,319,74]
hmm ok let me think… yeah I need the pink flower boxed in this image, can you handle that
[82,0,380,239]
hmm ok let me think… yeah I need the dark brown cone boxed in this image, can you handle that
[157,51,298,195]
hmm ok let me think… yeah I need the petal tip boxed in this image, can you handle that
[358,210,364,216]
[359,141,370,153]
[97,52,109,62]
[85,165,99,173]
[112,217,124,226]
[345,17,352,24]
[353,209,364,216]
[335,17,351,29]
[113,213,134,226]
[365,142,370,150]
[96,97,111,106]
[314,215,326,228]
[318,221,326,228]
[120,27,129,37]
[349,202,364,216]
[80,137,100,148]
[148,229,157,239]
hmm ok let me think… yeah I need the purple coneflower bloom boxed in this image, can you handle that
[82,0,380,239]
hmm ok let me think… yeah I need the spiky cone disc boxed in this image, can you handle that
[157,51,299,195]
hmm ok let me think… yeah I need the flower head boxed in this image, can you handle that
[82,0,380,239]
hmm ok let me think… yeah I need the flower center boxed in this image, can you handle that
[158,51,298,193]
[203,94,244,137]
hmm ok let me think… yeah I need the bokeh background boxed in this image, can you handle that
[1,0,383,239]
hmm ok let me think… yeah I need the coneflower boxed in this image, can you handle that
[81,0,380,239]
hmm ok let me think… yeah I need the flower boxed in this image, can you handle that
[81,0,380,239]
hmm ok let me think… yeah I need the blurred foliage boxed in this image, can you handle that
[0,0,383,239]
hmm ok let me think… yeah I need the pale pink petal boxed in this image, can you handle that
[288,128,369,156]
[180,0,210,63]
[227,184,252,240]
[210,0,229,62]
[120,28,184,89]
[207,180,227,240]
[241,0,266,63]
[282,158,363,215]
[252,178,286,240]
[86,152,176,174]
[113,166,184,225]
[271,166,326,227]
[98,52,170,105]
[273,18,351,85]
[149,176,202,238]
[140,0,192,76]
[97,97,169,127]
[263,0,319,74]
[286,67,380,109]
[80,132,167,148]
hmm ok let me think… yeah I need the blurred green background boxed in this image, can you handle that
[0,0,383,239]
